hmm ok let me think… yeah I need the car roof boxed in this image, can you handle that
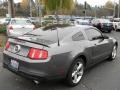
[96,19,110,21]
[10,18,29,20]
[93,19,111,23]
[29,25,92,35]
[76,19,89,22]
[25,25,93,43]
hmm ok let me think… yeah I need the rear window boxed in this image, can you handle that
[25,27,75,43]
[11,19,32,25]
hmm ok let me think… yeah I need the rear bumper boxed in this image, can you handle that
[3,51,71,81]
[94,25,113,32]
[3,63,46,81]
[101,26,113,32]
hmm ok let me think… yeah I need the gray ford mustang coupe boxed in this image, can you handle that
[3,25,118,86]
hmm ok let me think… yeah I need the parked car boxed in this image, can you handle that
[92,19,114,33]
[112,18,120,31]
[74,19,91,26]
[43,15,71,25]
[7,18,35,36]
[3,25,118,86]
[28,17,40,23]
[0,18,10,25]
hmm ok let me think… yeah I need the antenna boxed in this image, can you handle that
[56,28,60,46]
[51,26,60,46]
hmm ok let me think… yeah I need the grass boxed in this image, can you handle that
[0,24,7,47]
[0,24,6,34]
[0,34,7,48]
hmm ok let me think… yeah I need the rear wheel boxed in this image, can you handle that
[115,25,118,31]
[108,30,111,33]
[108,45,117,61]
[66,58,84,86]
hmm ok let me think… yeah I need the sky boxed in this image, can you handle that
[14,0,22,3]
[77,0,119,6]
[14,0,119,6]
[0,0,119,7]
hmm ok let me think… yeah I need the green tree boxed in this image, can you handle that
[38,0,74,14]
[105,1,114,9]
[20,0,29,10]
[20,0,29,16]
[104,1,114,16]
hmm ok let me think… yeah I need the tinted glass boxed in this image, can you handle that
[72,31,85,41]
[25,27,75,43]
[85,29,102,41]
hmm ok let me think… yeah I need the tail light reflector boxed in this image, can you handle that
[28,48,48,60]
[5,41,10,50]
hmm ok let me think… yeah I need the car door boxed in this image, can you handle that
[85,28,111,64]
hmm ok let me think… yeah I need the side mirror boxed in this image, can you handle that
[103,35,109,39]
[92,36,103,40]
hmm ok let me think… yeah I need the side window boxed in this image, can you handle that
[85,29,102,41]
[72,31,85,41]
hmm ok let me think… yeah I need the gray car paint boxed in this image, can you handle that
[3,25,117,80]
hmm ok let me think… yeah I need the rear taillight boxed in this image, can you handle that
[28,48,48,60]
[8,26,13,30]
[5,41,10,50]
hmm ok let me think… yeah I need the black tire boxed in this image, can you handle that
[108,30,111,33]
[114,25,117,31]
[108,45,117,61]
[66,58,85,87]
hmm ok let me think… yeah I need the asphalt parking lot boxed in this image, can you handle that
[0,31,120,90]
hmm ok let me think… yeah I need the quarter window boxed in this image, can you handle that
[72,31,85,41]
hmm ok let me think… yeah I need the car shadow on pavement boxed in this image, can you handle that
[2,60,110,90]
[1,68,89,90]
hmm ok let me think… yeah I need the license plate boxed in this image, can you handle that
[10,60,19,70]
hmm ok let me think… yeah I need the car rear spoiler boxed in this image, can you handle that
[8,36,50,48]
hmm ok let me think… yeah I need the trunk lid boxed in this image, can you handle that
[6,36,50,57]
